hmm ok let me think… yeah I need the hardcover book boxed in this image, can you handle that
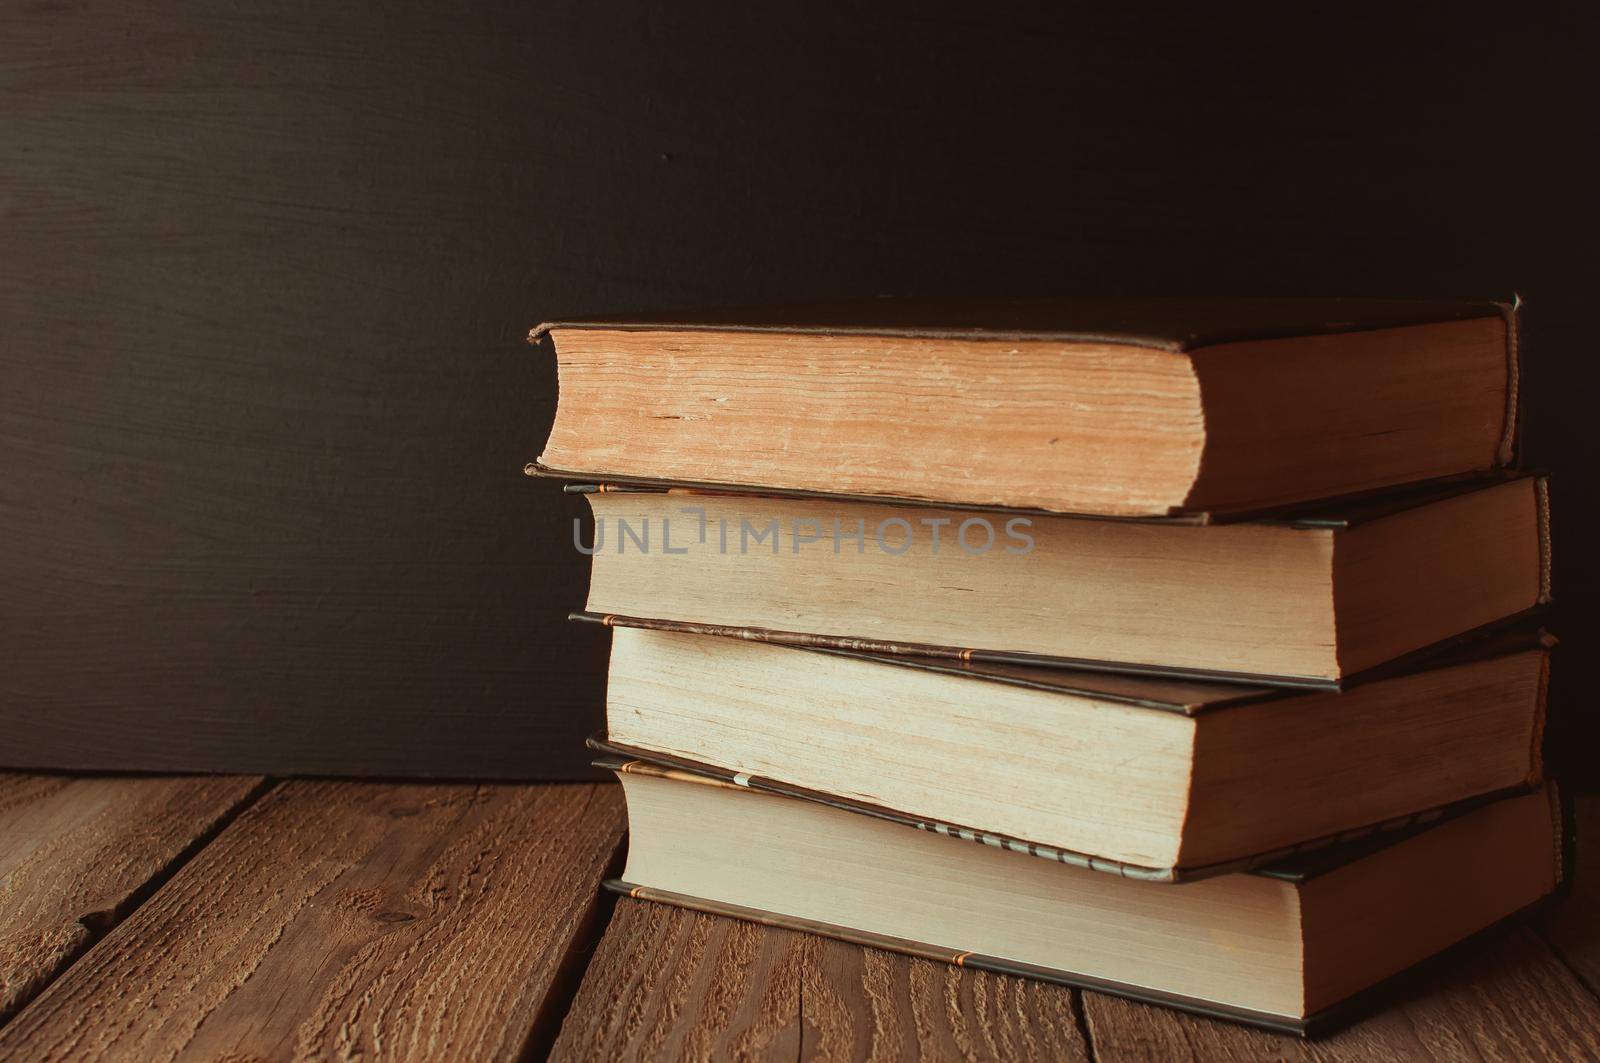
[533,297,1520,518]
[570,475,1549,686]
[587,622,1551,878]
[604,756,1567,1036]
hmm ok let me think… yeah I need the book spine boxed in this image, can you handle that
[1536,475,1553,604]
[1551,780,1575,896]
[1498,295,1523,467]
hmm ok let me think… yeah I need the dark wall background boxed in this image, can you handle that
[3,2,1594,779]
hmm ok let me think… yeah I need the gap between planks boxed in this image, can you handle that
[0,777,626,1061]
[0,773,274,1026]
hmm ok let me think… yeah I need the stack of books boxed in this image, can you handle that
[530,297,1560,1035]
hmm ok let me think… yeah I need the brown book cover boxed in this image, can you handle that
[602,759,1570,1037]
[564,471,1551,689]
[531,296,1523,520]
[589,727,1541,884]
[536,464,1545,530]
[572,601,1548,701]
[601,881,1552,1039]
[564,473,1550,689]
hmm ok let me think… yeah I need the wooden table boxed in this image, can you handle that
[0,776,1595,1060]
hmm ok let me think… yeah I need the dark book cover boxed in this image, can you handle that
[532,295,1514,365]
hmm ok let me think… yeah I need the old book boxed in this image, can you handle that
[532,297,1519,518]
[573,475,1549,686]
[606,759,1566,1035]
[588,623,1550,878]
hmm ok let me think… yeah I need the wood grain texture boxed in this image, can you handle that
[2,0,1594,779]
[1083,926,1600,1060]
[0,774,264,1023]
[0,781,624,1061]
[550,898,1089,1062]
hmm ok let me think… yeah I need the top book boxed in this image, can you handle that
[532,297,1519,518]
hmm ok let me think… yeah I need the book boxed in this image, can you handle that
[571,475,1549,686]
[588,623,1550,878]
[532,297,1520,518]
[605,756,1565,1035]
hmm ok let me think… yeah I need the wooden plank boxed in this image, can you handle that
[550,897,1090,1062]
[1082,925,1600,1060]
[1543,795,1600,992]
[0,773,264,1023]
[0,781,624,1061]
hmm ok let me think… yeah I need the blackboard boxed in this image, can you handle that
[1,2,1592,778]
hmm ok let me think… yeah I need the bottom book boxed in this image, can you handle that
[601,756,1566,1036]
